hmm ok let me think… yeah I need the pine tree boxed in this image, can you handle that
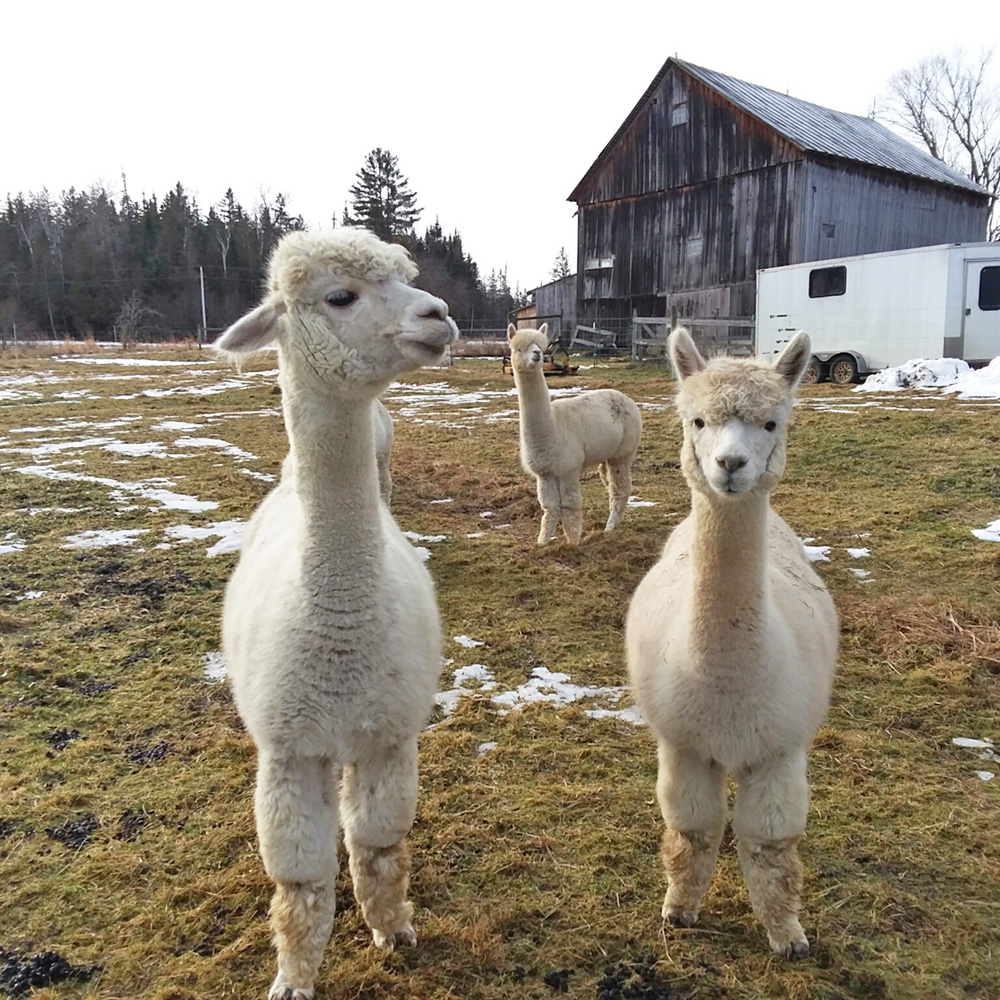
[550,246,571,280]
[344,148,421,242]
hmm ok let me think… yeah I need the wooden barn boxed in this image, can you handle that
[569,57,991,346]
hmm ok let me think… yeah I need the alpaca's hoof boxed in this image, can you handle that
[373,923,417,950]
[268,978,314,1000]
[775,938,810,961]
[662,905,699,928]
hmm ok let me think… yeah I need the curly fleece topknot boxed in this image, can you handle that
[676,359,790,425]
[268,228,419,302]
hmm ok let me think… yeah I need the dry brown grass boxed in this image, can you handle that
[0,355,998,999]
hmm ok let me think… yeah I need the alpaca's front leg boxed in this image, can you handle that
[559,476,583,545]
[536,477,560,545]
[656,743,726,927]
[341,739,419,949]
[733,748,811,959]
[603,458,632,532]
[255,754,340,1000]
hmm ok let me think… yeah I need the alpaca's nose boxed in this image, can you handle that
[716,454,748,472]
[417,297,449,321]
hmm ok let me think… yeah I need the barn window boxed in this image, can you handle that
[821,222,836,238]
[809,265,847,298]
[671,101,689,126]
[979,266,1000,310]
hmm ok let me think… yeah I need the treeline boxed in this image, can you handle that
[0,171,526,342]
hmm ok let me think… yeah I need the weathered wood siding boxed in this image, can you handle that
[573,62,990,323]
[800,159,989,261]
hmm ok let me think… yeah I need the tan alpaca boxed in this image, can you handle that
[507,323,642,545]
[626,328,838,959]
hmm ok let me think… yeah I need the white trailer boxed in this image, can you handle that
[755,243,1000,384]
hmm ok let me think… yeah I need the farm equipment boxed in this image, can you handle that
[502,342,579,377]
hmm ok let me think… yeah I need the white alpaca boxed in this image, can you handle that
[216,228,457,1000]
[507,323,642,545]
[372,399,394,504]
[626,329,838,959]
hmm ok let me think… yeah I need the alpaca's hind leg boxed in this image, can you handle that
[733,748,810,959]
[559,476,584,545]
[603,458,632,532]
[656,743,726,927]
[255,754,340,1000]
[536,477,560,545]
[341,739,419,950]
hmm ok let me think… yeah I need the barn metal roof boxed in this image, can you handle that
[570,57,987,200]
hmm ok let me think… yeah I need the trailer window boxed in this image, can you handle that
[979,266,1000,310]
[808,265,847,298]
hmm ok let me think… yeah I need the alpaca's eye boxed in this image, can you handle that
[765,421,777,432]
[693,418,705,429]
[326,290,357,308]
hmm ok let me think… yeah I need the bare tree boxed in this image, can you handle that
[115,290,160,349]
[877,49,1000,239]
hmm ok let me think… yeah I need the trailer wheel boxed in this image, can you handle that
[829,354,859,386]
[802,357,827,384]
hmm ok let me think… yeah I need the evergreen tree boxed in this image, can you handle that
[550,246,571,280]
[344,148,421,242]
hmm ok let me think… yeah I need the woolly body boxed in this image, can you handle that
[508,324,642,544]
[626,328,837,960]
[216,228,456,1000]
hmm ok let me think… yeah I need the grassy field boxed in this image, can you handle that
[1,347,998,1000]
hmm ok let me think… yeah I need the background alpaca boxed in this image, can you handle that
[216,228,456,1000]
[626,328,837,959]
[507,323,642,545]
[372,399,394,504]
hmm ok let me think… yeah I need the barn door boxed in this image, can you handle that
[963,259,1000,363]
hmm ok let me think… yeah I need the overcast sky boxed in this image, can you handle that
[4,1,998,293]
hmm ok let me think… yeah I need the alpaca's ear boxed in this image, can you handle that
[669,327,705,381]
[538,322,549,338]
[774,331,811,388]
[215,297,285,354]
[507,323,517,342]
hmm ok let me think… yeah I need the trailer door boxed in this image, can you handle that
[963,259,1000,363]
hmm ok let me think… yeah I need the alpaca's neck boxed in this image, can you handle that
[513,367,557,457]
[689,489,770,663]
[280,361,383,566]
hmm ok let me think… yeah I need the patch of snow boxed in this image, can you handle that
[452,664,496,688]
[802,543,831,562]
[14,590,44,601]
[152,420,202,431]
[202,652,227,682]
[466,532,486,538]
[952,736,995,749]
[493,523,513,530]
[430,498,454,505]
[972,518,1000,543]
[402,531,448,543]
[491,666,625,712]
[54,356,215,367]
[173,436,258,460]
[847,547,870,558]
[240,468,276,482]
[848,568,872,579]
[476,741,498,756]
[0,533,27,555]
[627,496,658,507]
[413,546,431,562]
[63,528,149,549]
[855,356,1000,400]
[103,441,168,457]
[16,465,218,513]
[479,511,494,518]
[454,635,484,648]
[585,705,645,725]
[974,771,995,781]
[163,520,246,557]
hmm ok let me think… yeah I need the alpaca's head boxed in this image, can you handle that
[215,228,457,390]
[507,324,550,374]
[670,327,810,497]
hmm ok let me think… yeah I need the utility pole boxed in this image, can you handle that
[199,266,207,348]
